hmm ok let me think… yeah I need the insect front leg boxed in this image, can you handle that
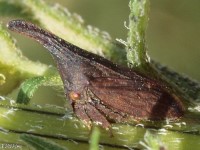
[84,103,111,130]
[94,103,127,123]
[74,102,92,129]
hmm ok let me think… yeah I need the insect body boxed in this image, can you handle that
[8,20,184,130]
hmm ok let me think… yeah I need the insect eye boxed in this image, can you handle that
[69,91,81,101]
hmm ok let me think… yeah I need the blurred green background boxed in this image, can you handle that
[11,0,200,81]
[54,0,199,82]
[1,0,200,104]
[66,0,200,81]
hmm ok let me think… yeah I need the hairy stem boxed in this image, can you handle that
[127,0,150,70]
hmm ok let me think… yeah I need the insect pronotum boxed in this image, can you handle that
[8,20,184,130]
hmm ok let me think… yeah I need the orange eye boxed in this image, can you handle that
[69,91,80,101]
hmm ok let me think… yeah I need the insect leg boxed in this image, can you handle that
[74,103,91,129]
[86,88,128,123]
[93,103,126,123]
[85,103,111,130]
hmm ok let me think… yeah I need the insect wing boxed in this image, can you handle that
[89,77,184,120]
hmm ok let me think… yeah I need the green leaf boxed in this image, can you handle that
[17,77,46,104]
[17,70,62,104]
[20,134,67,150]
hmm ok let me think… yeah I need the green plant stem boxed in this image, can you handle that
[20,134,67,150]
[89,127,100,150]
[127,0,150,70]
[0,98,200,150]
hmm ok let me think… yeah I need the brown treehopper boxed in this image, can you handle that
[8,20,184,130]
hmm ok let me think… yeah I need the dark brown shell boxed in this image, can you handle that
[8,20,184,129]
